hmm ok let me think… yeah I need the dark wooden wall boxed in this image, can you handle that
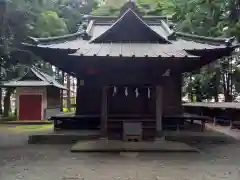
[75,74,182,117]
[76,85,101,115]
[108,86,155,115]
[76,85,156,116]
[47,87,61,108]
[162,75,182,116]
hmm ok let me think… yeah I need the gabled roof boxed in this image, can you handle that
[91,9,171,43]
[22,1,238,60]
[1,66,66,89]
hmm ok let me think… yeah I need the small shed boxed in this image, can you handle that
[1,66,66,121]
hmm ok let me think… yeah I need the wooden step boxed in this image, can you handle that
[108,119,155,122]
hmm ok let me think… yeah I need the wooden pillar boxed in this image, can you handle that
[101,86,108,137]
[156,86,162,137]
[75,78,81,115]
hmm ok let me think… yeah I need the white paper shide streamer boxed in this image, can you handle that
[125,87,128,96]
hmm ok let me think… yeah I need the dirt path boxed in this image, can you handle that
[0,126,240,180]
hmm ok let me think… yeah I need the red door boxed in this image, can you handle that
[19,95,42,121]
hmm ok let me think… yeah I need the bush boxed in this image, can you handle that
[0,115,17,123]
[62,108,76,113]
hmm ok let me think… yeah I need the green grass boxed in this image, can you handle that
[63,108,76,113]
[0,115,17,123]
[17,125,49,130]
[9,124,53,132]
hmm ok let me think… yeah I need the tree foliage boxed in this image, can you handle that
[0,0,97,116]
[33,11,68,37]
[172,0,240,102]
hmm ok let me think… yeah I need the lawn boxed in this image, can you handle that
[8,124,53,132]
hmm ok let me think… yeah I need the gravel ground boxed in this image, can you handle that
[0,127,240,180]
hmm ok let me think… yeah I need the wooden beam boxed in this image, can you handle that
[156,86,162,136]
[101,86,108,137]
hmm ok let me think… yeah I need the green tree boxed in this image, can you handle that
[33,11,68,37]
[0,0,37,116]
[171,0,240,102]
[91,4,120,16]
[57,0,97,33]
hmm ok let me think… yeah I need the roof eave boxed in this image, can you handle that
[176,32,236,46]
[22,43,78,54]
[26,30,85,46]
[0,83,67,89]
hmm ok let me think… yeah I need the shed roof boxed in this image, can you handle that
[1,66,66,89]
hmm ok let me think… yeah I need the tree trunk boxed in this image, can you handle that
[214,93,219,102]
[222,73,232,102]
[213,74,219,102]
[189,74,194,102]
[223,58,233,102]
[66,74,71,111]
[3,88,14,117]
[0,88,2,115]
[56,68,64,112]
[213,72,220,102]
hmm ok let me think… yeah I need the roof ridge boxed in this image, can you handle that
[30,66,53,83]
[87,15,172,21]
[31,66,67,89]
[32,67,66,87]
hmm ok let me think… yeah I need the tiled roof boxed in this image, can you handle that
[71,42,196,58]
[22,1,237,58]
[1,66,66,89]
[33,37,228,58]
